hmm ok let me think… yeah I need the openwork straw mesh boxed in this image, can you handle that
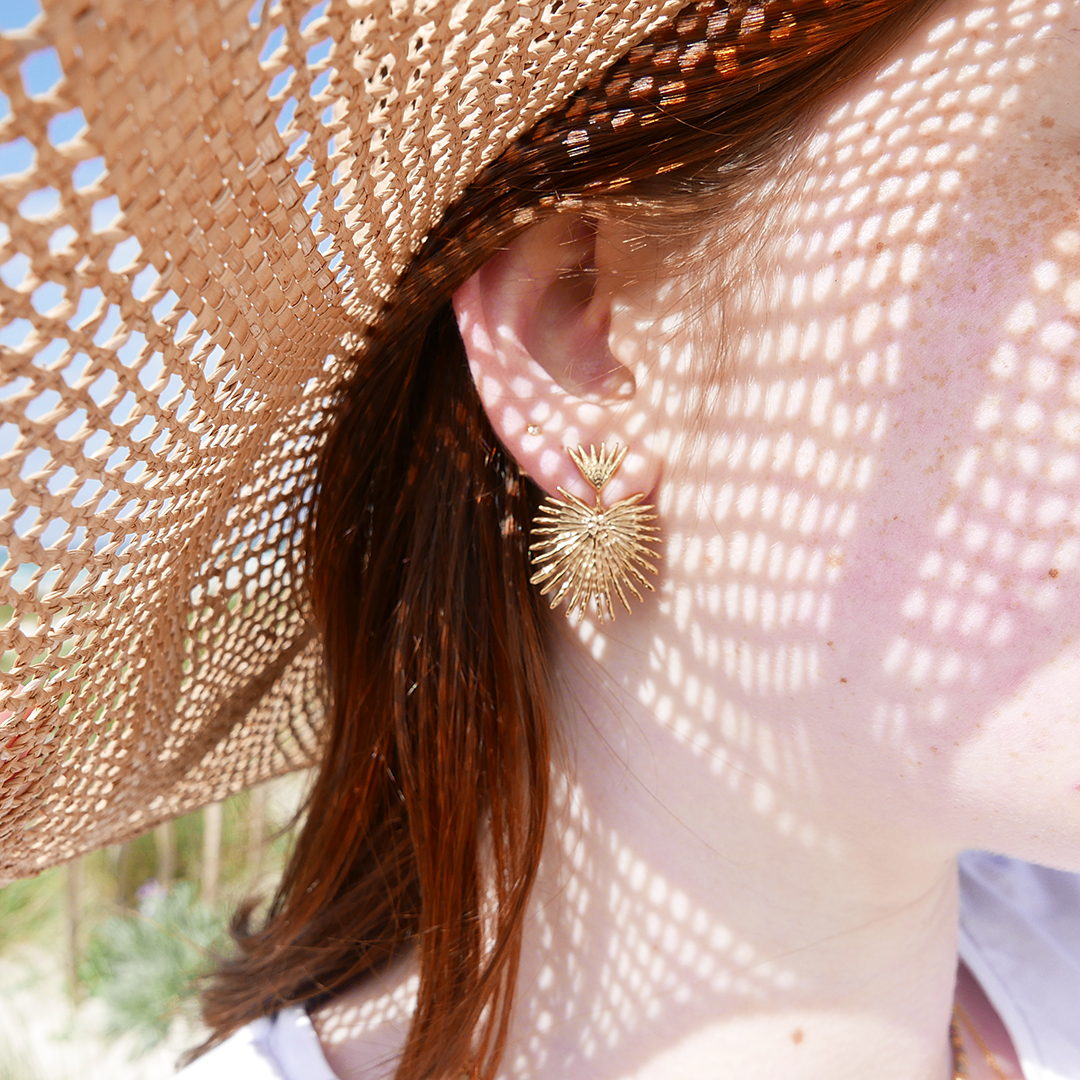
[0,0,691,880]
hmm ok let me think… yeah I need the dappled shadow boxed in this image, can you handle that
[314,0,1080,1075]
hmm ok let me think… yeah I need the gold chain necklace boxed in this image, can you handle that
[952,1004,1012,1080]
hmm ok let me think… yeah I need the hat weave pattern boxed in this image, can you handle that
[0,0,689,880]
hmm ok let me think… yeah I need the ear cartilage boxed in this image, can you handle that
[529,443,660,621]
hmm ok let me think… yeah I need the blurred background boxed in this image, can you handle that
[0,775,307,1080]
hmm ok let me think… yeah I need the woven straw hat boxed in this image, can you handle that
[0,0,693,880]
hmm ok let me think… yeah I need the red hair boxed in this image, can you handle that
[198,2,943,1077]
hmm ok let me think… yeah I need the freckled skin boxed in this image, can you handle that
[648,0,1080,869]
[323,4,1080,1079]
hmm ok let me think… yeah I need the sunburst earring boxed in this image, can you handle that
[530,443,660,621]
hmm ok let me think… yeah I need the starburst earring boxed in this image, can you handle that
[530,443,660,621]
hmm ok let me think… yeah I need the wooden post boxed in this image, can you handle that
[202,802,223,906]
[247,783,267,885]
[64,857,81,1001]
[113,839,139,906]
[154,819,176,885]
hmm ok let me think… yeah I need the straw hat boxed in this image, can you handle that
[0,0,702,880]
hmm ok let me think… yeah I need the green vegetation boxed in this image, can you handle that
[0,776,305,1059]
[0,868,62,954]
[80,882,227,1052]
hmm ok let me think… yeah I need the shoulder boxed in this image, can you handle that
[176,1008,339,1080]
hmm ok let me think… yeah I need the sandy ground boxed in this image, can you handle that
[0,945,201,1080]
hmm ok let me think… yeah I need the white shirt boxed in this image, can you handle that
[178,852,1080,1079]
[176,1009,335,1080]
[958,851,1080,1080]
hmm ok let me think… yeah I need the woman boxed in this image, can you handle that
[2,0,1078,1077]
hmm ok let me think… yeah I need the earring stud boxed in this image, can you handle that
[530,443,660,621]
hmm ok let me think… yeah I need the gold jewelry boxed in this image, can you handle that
[952,1008,969,1080]
[529,444,659,621]
[953,1003,1013,1080]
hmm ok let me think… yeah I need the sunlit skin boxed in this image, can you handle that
[314,2,1079,1077]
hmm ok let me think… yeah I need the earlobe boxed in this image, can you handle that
[453,214,659,504]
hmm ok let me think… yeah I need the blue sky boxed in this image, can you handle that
[1,2,78,176]
[0,0,43,33]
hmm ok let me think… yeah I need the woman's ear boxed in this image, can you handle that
[453,214,660,503]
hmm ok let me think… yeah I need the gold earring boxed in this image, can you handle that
[530,443,660,621]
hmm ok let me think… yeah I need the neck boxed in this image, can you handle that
[505,621,961,1080]
[313,604,968,1080]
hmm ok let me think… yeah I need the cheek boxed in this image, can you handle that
[639,0,1080,859]
[869,160,1080,654]
[811,162,1080,846]
[645,2,1080,851]
[670,159,1080,851]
